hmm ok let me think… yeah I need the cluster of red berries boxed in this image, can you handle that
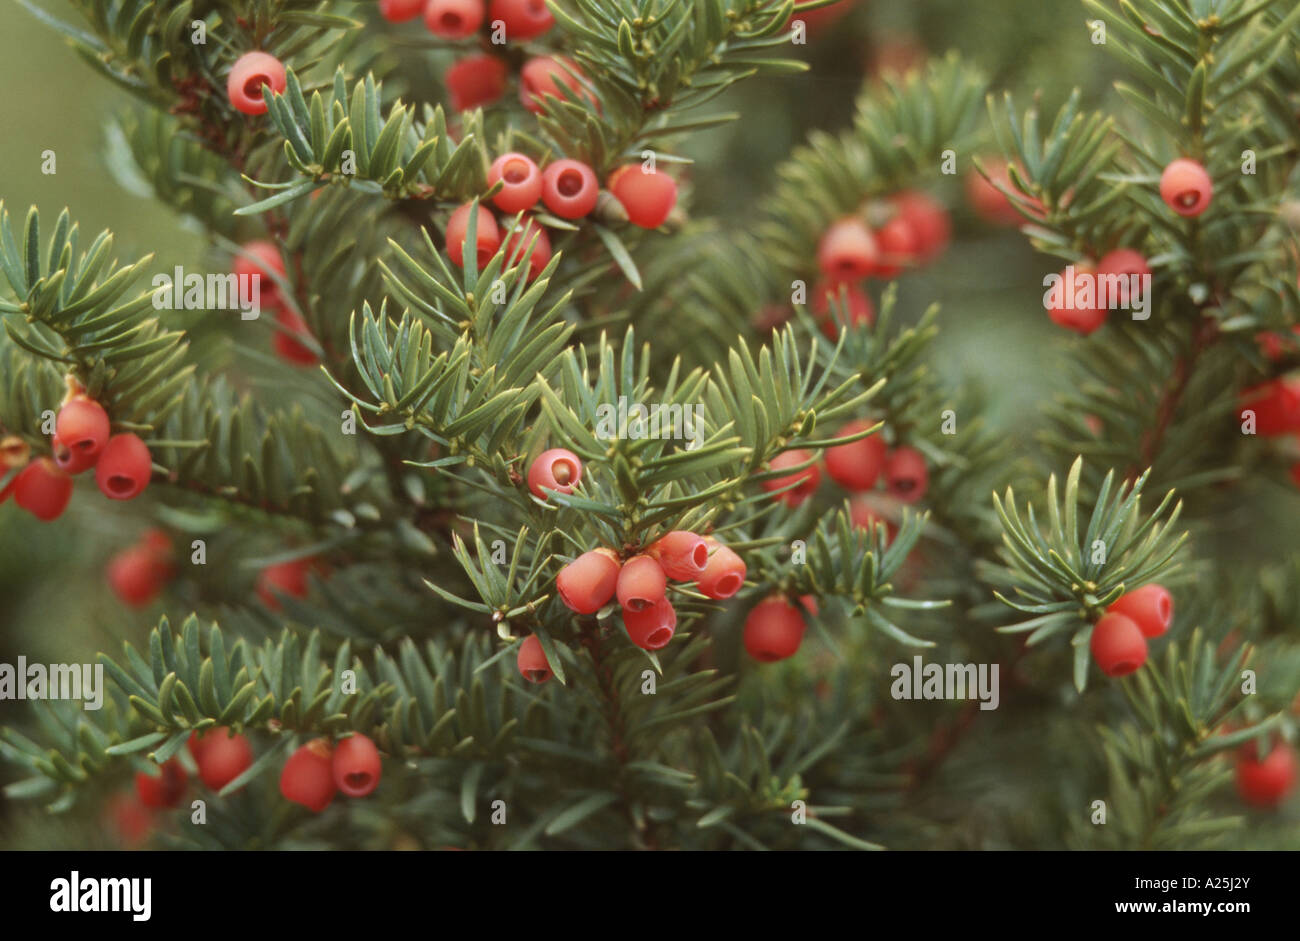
[120,728,383,840]
[1235,739,1297,809]
[381,0,553,39]
[379,0,585,117]
[106,536,315,612]
[811,191,951,337]
[280,733,383,813]
[0,394,153,523]
[978,157,1209,337]
[1088,583,1173,678]
[108,728,253,844]
[518,530,748,681]
[380,4,590,117]
[1045,248,1152,336]
[743,426,930,665]
[446,53,595,114]
[448,154,677,275]
[132,726,255,814]
[107,529,175,607]
[968,156,1211,231]
[231,240,317,367]
[132,728,384,822]
[761,422,929,512]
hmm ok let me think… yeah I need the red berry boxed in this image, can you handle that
[1257,327,1300,361]
[817,218,878,281]
[489,0,554,39]
[616,555,668,612]
[107,544,173,606]
[1239,379,1300,436]
[195,729,254,791]
[527,447,582,499]
[1090,613,1148,678]
[501,216,552,282]
[446,202,502,268]
[744,597,807,663]
[890,191,951,260]
[1160,158,1212,217]
[105,791,153,847]
[824,420,886,491]
[1047,264,1108,335]
[1107,584,1173,638]
[232,240,287,301]
[646,531,708,581]
[541,159,599,220]
[849,493,897,543]
[52,430,97,475]
[788,0,854,32]
[872,214,921,278]
[379,0,425,22]
[556,547,621,614]
[884,446,928,503]
[333,733,382,798]
[446,54,508,111]
[966,164,1021,225]
[624,597,677,650]
[1096,248,1150,309]
[257,558,314,609]
[135,759,188,809]
[609,166,678,229]
[280,739,337,812]
[271,306,319,366]
[56,396,110,465]
[519,56,589,114]
[140,527,173,556]
[1096,248,1150,282]
[14,458,74,521]
[424,0,485,38]
[488,152,543,213]
[1236,742,1297,808]
[762,449,821,507]
[698,538,746,599]
[799,594,819,616]
[94,433,152,500]
[227,51,287,116]
[186,731,208,764]
[811,281,874,338]
[965,162,1045,226]
[517,634,552,683]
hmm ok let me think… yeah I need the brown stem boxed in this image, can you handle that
[904,645,1028,793]
[578,627,659,850]
[1127,316,1219,481]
